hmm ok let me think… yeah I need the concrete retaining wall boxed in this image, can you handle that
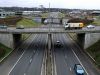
[84,33,100,49]
[0,34,14,49]
[69,33,100,49]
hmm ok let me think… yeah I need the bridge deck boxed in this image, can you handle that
[0,27,100,34]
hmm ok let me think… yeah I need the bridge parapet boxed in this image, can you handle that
[0,27,100,34]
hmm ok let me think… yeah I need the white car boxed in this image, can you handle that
[44,20,48,24]
[87,25,95,29]
[16,25,24,29]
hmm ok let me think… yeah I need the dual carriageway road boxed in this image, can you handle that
[0,27,100,75]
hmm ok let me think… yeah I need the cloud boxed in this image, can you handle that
[0,0,100,9]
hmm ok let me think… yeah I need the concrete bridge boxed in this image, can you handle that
[0,26,100,49]
[0,27,100,34]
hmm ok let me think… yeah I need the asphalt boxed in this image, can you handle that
[9,34,47,75]
[52,33,100,75]
[0,34,37,75]
[0,24,100,75]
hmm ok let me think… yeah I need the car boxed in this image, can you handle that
[16,25,24,29]
[55,41,62,47]
[0,25,7,29]
[74,64,85,75]
[44,19,48,24]
[87,25,95,29]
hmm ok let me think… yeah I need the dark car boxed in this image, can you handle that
[55,41,62,47]
[74,64,85,75]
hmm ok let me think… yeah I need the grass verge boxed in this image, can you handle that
[0,43,12,61]
[86,40,100,68]
[16,18,41,28]
[22,34,31,40]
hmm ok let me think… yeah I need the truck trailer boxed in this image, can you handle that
[64,23,84,30]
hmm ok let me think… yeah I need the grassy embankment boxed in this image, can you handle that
[16,18,41,28]
[0,17,41,61]
[0,43,12,61]
[92,16,100,25]
[89,17,100,68]
[86,40,100,68]
[16,18,42,39]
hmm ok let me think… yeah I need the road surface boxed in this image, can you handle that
[52,33,100,75]
[9,34,47,75]
[0,34,47,75]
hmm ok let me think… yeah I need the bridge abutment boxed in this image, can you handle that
[13,34,22,48]
[70,33,100,49]
[77,33,85,49]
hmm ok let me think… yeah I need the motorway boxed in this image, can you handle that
[8,34,47,75]
[0,34,47,75]
[0,28,100,75]
[52,33,100,75]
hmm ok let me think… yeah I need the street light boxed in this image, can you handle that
[48,3,51,35]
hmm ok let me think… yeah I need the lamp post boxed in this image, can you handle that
[48,3,51,50]
[49,3,50,34]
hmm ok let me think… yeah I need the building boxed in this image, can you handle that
[91,11,100,16]
[0,9,15,18]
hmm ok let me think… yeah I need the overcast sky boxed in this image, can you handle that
[0,0,100,9]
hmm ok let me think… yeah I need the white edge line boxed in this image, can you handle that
[8,49,26,75]
[40,35,47,75]
[71,48,89,75]
[70,67,72,71]
[30,59,32,63]
[0,34,32,63]
[8,34,37,75]
[68,33,96,62]
[53,34,57,75]
[53,49,57,75]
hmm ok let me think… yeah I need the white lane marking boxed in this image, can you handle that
[8,50,26,75]
[52,34,57,75]
[71,49,89,75]
[69,35,96,62]
[74,41,96,62]
[41,35,48,75]
[24,73,26,75]
[64,55,67,67]
[34,50,35,53]
[30,59,32,63]
[65,55,67,59]
[8,34,37,75]
[68,34,98,71]
[54,52,57,75]
[70,67,72,71]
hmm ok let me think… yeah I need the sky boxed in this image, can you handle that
[0,0,100,9]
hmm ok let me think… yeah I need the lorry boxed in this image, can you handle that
[64,23,84,30]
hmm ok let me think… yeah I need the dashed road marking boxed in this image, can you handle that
[70,67,72,71]
[8,34,37,75]
[24,73,26,75]
[72,49,89,75]
[30,59,32,63]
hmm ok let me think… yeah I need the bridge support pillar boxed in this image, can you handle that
[77,33,85,49]
[13,34,22,48]
[48,33,52,50]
